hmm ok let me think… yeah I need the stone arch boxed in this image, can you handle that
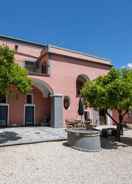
[32,77,54,97]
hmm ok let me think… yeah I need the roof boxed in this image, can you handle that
[48,45,112,66]
[0,34,112,66]
[0,35,46,48]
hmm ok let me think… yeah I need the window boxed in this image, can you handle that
[64,96,70,110]
[0,96,6,103]
[14,45,18,51]
[35,61,40,69]
[41,63,47,74]
[76,74,89,96]
[26,94,33,104]
[25,60,48,75]
[25,61,36,73]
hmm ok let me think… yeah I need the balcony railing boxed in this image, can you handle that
[25,60,49,76]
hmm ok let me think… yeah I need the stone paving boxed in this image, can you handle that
[0,127,67,146]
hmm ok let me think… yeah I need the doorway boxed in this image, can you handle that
[25,105,35,126]
[24,94,35,126]
[0,96,8,127]
[99,109,107,125]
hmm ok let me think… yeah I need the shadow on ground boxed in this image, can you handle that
[101,136,132,150]
[63,136,132,151]
[0,131,22,144]
[63,142,69,148]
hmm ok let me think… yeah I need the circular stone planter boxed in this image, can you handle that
[66,128,101,152]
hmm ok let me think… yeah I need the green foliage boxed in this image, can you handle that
[81,67,132,113]
[0,45,32,95]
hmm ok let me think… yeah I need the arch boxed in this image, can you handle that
[31,77,54,97]
[76,74,89,96]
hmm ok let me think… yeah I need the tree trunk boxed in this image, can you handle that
[106,110,124,142]
[106,111,118,124]
[116,112,123,142]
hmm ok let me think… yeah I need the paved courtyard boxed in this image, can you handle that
[0,127,67,146]
[0,129,132,184]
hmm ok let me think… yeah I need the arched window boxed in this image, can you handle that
[76,74,89,96]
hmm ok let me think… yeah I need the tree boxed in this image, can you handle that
[0,45,32,95]
[81,67,132,141]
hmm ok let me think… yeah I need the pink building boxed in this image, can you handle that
[0,35,114,128]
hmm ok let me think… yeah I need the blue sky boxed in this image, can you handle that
[0,0,132,67]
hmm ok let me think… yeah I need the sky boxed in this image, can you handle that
[0,0,132,68]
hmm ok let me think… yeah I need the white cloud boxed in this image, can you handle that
[121,63,132,69]
[127,63,132,68]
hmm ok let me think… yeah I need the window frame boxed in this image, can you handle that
[25,60,36,73]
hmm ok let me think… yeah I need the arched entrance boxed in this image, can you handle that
[24,85,51,126]
[32,78,64,128]
[29,78,54,126]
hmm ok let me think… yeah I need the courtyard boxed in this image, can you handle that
[0,129,132,184]
[0,127,67,146]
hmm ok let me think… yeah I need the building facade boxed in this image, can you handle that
[0,35,114,128]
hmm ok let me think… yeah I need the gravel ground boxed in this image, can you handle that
[0,130,132,184]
